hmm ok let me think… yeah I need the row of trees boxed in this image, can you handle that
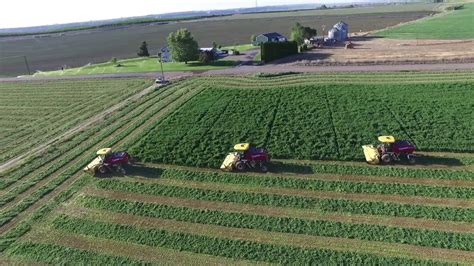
[135,22,317,64]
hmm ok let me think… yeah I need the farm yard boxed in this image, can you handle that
[0,71,473,264]
[0,4,437,76]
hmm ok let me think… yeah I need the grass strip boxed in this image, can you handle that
[80,195,474,251]
[160,169,473,199]
[52,214,440,264]
[7,241,148,265]
[96,179,473,222]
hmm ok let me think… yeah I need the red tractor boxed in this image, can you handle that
[83,148,131,175]
[221,143,270,172]
[363,136,417,164]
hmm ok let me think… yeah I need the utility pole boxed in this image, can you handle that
[255,0,258,10]
[158,52,165,81]
[23,56,31,75]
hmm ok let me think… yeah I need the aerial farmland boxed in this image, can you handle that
[0,1,473,265]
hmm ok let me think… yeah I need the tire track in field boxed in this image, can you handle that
[0,82,147,162]
[0,82,190,190]
[322,87,341,157]
[0,84,204,236]
[57,206,473,264]
[381,97,417,146]
[84,187,473,234]
[263,92,281,148]
[0,86,174,201]
[0,83,158,174]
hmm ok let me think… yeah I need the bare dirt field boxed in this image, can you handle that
[285,36,474,66]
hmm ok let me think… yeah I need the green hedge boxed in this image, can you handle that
[261,41,298,62]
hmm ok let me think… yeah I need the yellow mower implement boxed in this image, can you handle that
[362,145,380,164]
[83,148,111,174]
[220,152,239,171]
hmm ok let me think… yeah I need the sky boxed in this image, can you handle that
[0,0,360,29]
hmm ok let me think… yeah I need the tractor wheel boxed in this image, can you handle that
[260,163,268,173]
[235,161,246,171]
[381,154,392,164]
[98,165,108,174]
[407,155,416,164]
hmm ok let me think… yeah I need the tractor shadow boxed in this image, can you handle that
[411,155,464,167]
[269,162,314,175]
[125,164,165,178]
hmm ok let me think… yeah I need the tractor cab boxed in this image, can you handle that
[221,143,270,172]
[363,136,416,165]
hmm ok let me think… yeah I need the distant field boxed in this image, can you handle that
[0,78,151,164]
[377,3,474,39]
[33,58,235,77]
[131,72,474,168]
[0,4,435,76]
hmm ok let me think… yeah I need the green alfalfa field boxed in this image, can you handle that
[1,71,473,264]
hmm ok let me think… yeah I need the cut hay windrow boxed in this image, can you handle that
[79,195,474,251]
[51,214,441,264]
[158,169,473,199]
[95,179,473,222]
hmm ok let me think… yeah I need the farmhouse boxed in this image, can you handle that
[327,21,349,42]
[253,32,288,45]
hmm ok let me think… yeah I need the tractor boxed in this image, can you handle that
[220,143,270,172]
[362,136,416,165]
[83,148,131,175]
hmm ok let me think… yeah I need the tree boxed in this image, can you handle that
[137,41,150,57]
[250,34,256,44]
[212,41,218,49]
[167,28,199,64]
[291,23,317,45]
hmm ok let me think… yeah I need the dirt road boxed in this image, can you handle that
[1,62,473,82]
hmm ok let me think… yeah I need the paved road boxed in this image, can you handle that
[1,62,473,82]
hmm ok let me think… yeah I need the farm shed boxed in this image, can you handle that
[253,32,288,45]
[328,21,349,42]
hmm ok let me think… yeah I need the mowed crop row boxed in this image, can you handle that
[0,79,206,251]
[8,163,473,264]
[131,72,474,167]
[0,78,152,164]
